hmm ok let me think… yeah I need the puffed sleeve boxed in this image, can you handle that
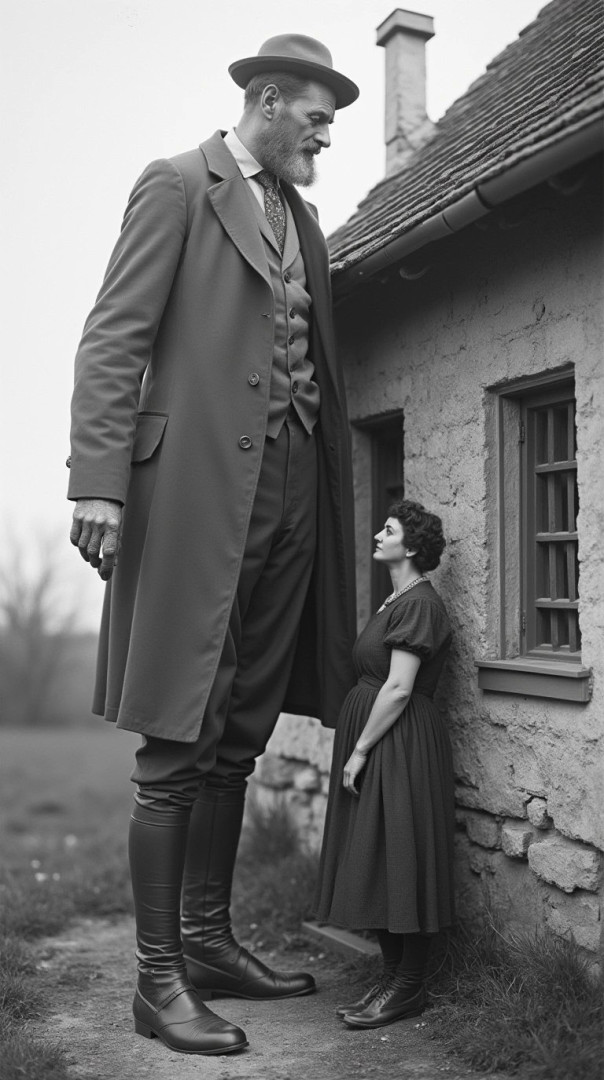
[383,597,451,660]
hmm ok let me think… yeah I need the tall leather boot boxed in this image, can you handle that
[182,786,315,999]
[342,933,430,1029]
[129,800,248,1054]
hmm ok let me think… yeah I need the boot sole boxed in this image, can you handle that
[196,985,316,1001]
[343,1005,425,1029]
[134,1019,248,1054]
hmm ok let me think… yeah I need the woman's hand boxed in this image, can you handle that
[343,748,369,796]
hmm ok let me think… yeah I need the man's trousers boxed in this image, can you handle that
[131,410,317,806]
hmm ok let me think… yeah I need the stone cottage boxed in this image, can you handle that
[252,0,604,958]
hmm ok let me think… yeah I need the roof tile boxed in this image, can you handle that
[329,0,604,273]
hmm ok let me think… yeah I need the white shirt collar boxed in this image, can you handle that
[224,128,264,180]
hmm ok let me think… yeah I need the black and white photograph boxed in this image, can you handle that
[1,1,602,1077]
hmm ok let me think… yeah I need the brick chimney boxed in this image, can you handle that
[376,8,435,177]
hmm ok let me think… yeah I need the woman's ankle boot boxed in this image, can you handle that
[181,786,315,999]
[129,799,247,1054]
[335,961,399,1018]
[342,974,426,1027]
[342,933,430,1029]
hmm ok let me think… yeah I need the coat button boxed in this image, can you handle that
[65,456,71,468]
[289,307,296,318]
[292,381,299,394]
[283,271,291,283]
[288,335,295,345]
[239,435,252,450]
[248,373,260,386]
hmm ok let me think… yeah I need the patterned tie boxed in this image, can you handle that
[256,170,286,255]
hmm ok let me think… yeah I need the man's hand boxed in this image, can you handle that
[70,499,123,581]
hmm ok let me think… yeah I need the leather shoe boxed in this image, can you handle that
[186,944,315,1000]
[133,978,248,1054]
[335,978,385,1017]
[342,975,425,1029]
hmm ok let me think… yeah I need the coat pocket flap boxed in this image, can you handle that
[131,413,168,463]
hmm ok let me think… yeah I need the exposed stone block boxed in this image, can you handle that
[541,886,601,953]
[526,797,553,830]
[528,835,601,893]
[292,765,321,793]
[454,774,526,818]
[309,793,328,849]
[464,809,501,849]
[467,842,498,876]
[454,834,544,937]
[255,752,297,789]
[501,820,534,859]
[264,714,334,773]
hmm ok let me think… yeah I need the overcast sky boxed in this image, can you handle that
[2,0,545,626]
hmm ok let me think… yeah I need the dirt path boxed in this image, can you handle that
[32,917,513,1080]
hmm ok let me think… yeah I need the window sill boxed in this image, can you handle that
[475,658,592,702]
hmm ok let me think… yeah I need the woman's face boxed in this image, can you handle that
[373,517,411,565]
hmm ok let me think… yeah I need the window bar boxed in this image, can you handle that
[567,471,577,532]
[567,401,575,461]
[547,472,557,534]
[566,538,577,603]
[568,610,579,653]
[549,607,559,650]
[548,538,558,599]
[547,406,555,464]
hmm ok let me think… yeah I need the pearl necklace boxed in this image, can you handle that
[378,575,428,612]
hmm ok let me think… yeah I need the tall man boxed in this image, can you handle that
[68,35,359,1056]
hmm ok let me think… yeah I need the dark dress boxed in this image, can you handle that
[314,580,455,934]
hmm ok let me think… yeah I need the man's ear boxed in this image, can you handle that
[260,84,279,119]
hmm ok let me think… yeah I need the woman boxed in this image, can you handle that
[314,499,455,1029]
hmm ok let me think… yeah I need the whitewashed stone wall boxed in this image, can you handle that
[252,164,603,957]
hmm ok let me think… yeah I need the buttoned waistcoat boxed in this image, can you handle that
[68,131,357,742]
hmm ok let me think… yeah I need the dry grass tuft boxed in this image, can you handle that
[427,919,603,1080]
[233,793,321,951]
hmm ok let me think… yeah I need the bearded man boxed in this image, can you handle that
[67,35,359,1057]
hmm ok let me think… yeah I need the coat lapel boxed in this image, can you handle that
[283,184,338,387]
[200,135,337,384]
[200,132,271,287]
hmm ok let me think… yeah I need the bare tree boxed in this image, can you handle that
[0,532,80,726]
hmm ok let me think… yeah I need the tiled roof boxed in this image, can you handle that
[329,0,604,273]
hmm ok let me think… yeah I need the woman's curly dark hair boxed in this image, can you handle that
[388,499,446,573]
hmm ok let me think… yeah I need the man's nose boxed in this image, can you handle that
[315,124,331,148]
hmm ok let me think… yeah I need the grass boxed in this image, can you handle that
[233,792,323,951]
[234,796,603,1080]
[1,725,602,1080]
[426,919,603,1080]
[0,725,135,1080]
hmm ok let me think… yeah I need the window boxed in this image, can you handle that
[476,369,590,701]
[523,386,580,659]
[352,412,404,615]
[370,414,405,610]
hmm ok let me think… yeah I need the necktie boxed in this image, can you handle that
[256,171,286,255]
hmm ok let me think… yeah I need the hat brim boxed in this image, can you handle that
[228,55,359,109]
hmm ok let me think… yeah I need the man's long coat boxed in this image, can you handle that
[68,131,357,742]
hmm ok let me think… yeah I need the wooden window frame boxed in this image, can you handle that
[476,368,591,702]
[352,411,404,615]
[522,385,580,661]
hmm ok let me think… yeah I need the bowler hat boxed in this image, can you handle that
[229,33,359,109]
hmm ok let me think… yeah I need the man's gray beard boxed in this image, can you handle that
[256,121,317,187]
